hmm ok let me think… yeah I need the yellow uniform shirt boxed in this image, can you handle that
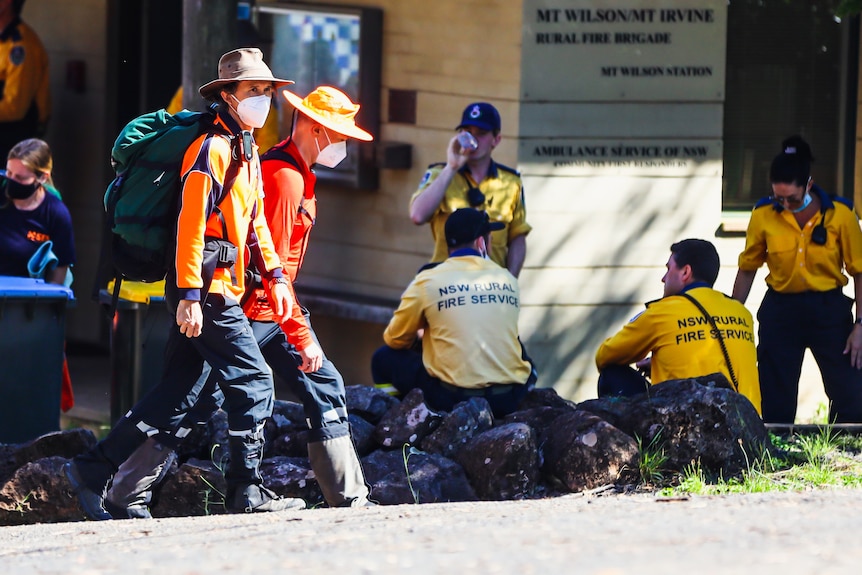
[595,286,761,414]
[0,18,49,125]
[411,162,531,268]
[384,253,532,389]
[738,189,862,293]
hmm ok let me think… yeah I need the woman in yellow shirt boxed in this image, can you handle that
[732,135,862,423]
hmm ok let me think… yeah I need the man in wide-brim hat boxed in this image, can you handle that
[101,85,380,516]
[238,85,376,507]
[65,48,304,520]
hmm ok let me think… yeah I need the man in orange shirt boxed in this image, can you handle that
[243,85,375,507]
[66,49,301,519]
[105,86,375,517]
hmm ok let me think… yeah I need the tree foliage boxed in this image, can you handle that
[837,0,862,17]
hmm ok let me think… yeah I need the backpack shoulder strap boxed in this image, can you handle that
[238,142,302,306]
[261,141,302,172]
[678,292,740,393]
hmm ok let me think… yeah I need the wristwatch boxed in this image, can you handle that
[271,277,289,286]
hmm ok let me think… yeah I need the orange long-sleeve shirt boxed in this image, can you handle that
[175,113,282,302]
[243,139,317,350]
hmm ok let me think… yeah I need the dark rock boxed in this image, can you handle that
[0,456,82,525]
[0,429,96,486]
[267,400,306,436]
[346,384,400,424]
[543,411,639,492]
[455,423,539,500]
[606,377,771,477]
[503,406,573,437]
[0,371,775,524]
[517,387,578,411]
[348,414,376,456]
[174,422,214,461]
[577,396,632,429]
[501,406,573,468]
[267,429,310,458]
[361,448,477,505]
[207,410,230,468]
[260,456,323,506]
[420,398,494,459]
[373,389,442,449]
[152,458,228,517]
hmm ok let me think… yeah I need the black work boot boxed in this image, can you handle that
[64,457,113,521]
[226,483,306,513]
[223,425,305,512]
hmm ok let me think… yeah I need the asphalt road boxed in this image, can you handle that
[2,489,860,574]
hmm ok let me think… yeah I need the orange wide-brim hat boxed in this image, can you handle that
[282,86,373,141]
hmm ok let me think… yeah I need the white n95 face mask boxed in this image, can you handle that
[233,94,271,129]
[315,129,348,168]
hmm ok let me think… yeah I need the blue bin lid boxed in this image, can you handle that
[0,276,75,300]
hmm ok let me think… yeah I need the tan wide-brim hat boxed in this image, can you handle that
[282,86,373,141]
[199,47,293,99]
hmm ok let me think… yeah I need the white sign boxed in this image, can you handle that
[522,0,727,101]
[519,139,723,176]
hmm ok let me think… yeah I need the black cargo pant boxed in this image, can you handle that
[77,294,274,492]
[163,311,351,445]
[758,288,862,423]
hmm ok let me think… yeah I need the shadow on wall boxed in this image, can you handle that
[522,171,718,402]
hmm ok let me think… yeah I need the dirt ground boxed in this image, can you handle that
[1,488,860,574]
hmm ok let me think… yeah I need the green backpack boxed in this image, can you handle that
[103,108,238,283]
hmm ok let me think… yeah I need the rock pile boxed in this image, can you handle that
[0,374,770,525]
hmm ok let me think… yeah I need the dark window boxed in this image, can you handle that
[723,0,854,209]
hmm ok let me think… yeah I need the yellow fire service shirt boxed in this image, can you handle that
[595,286,761,414]
[411,162,531,269]
[738,189,862,293]
[384,253,532,389]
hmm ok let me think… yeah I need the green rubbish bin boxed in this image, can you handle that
[0,276,75,444]
[100,280,170,425]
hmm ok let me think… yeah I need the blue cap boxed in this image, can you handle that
[456,102,501,133]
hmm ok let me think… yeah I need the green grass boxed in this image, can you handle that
[654,426,862,496]
[636,429,668,486]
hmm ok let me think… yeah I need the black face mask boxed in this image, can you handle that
[2,176,40,200]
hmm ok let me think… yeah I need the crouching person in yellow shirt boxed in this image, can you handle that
[372,208,537,418]
[595,239,761,415]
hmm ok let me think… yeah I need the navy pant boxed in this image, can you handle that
[163,310,350,445]
[597,365,651,398]
[371,345,536,418]
[758,288,862,423]
[90,294,273,485]
[254,317,350,442]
